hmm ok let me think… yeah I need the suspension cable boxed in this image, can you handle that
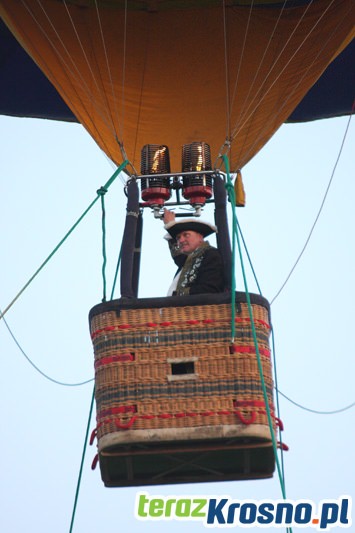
[278,390,355,415]
[69,385,96,533]
[1,161,129,320]
[97,186,108,302]
[223,155,291,531]
[232,0,288,128]
[223,156,237,340]
[235,1,347,168]
[0,310,94,387]
[271,108,353,304]
[110,246,122,301]
[93,0,123,141]
[24,0,118,144]
[236,218,263,295]
[231,0,315,141]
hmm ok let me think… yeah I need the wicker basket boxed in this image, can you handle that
[89,292,276,486]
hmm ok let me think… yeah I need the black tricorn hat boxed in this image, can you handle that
[164,218,217,239]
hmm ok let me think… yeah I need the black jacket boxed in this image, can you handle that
[174,246,225,295]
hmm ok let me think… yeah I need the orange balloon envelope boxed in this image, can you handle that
[1,0,354,172]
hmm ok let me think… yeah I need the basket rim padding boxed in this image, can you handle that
[89,291,270,322]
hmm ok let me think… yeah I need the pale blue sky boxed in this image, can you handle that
[0,114,354,532]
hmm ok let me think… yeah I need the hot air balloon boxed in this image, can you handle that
[1,0,354,487]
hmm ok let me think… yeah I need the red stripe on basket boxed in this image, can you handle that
[235,411,257,425]
[98,405,137,418]
[95,353,135,368]
[234,400,267,408]
[96,407,277,430]
[230,345,271,357]
[115,417,138,429]
[90,326,116,339]
[90,316,270,338]
[235,317,270,329]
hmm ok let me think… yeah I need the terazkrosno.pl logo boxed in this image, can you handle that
[135,492,352,530]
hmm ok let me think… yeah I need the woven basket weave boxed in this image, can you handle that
[89,293,275,442]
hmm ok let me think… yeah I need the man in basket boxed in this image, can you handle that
[163,209,224,296]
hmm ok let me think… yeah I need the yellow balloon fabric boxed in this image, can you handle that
[1,1,354,173]
[234,170,246,207]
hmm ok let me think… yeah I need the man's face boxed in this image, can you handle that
[176,230,204,254]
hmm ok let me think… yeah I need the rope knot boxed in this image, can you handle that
[224,180,234,192]
[97,186,108,196]
[224,179,235,203]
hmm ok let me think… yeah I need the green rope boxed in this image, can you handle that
[69,385,96,533]
[97,187,108,302]
[110,246,122,300]
[230,204,288,500]
[271,327,287,487]
[222,156,237,341]
[224,176,288,501]
[236,218,263,296]
[1,160,129,320]
[222,156,291,531]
